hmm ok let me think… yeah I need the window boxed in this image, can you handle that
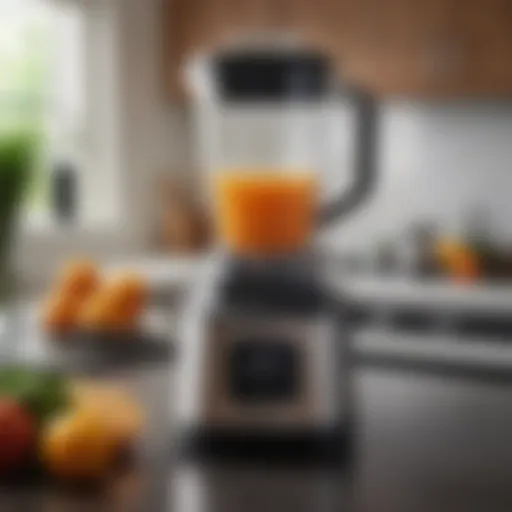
[1,0,121,229]
[0,0,86,222]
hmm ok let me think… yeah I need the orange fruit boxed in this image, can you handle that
[57,259,101,300]
[77,272,148,333]
[42,258,102,334]
[42,292,84,334]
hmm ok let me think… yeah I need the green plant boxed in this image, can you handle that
[0,131,38,256]
[0,368,70,424]
[0,131,38,299]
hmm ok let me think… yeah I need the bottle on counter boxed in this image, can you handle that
[51,160,78,224]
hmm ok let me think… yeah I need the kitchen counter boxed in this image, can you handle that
[2,302,512,511]
[341,276,512,313]
[167,369,512,512]
[111,256,512,313]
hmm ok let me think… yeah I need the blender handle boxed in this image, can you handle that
[320,86,379,227]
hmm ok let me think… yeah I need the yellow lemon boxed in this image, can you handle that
[41,408,119,481]
[71,381,145,444]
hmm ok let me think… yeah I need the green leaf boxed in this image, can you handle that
[0,130,39,258]
[0,368,70,424]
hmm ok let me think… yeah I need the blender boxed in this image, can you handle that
[175,40,378,461]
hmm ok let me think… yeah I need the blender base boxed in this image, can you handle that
[176,425,353,466]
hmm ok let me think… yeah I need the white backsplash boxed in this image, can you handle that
[319,102,512,253]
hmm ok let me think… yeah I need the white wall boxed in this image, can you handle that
[318,102,512,253]
[115,0,191,247]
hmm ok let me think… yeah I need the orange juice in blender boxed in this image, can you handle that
[214,169,317,255]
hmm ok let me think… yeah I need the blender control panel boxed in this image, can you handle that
[204,313,342,428]
[229,339,298,403]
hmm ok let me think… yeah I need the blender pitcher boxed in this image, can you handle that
[187,41,378,255]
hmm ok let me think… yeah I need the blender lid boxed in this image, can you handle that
[216,49,330,102]
[186,38,334,102]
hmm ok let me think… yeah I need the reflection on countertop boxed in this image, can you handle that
[166,369,512,512]
[170,463,352,512]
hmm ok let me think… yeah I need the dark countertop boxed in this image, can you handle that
[2,304,512,511]
[166,369,512,512]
